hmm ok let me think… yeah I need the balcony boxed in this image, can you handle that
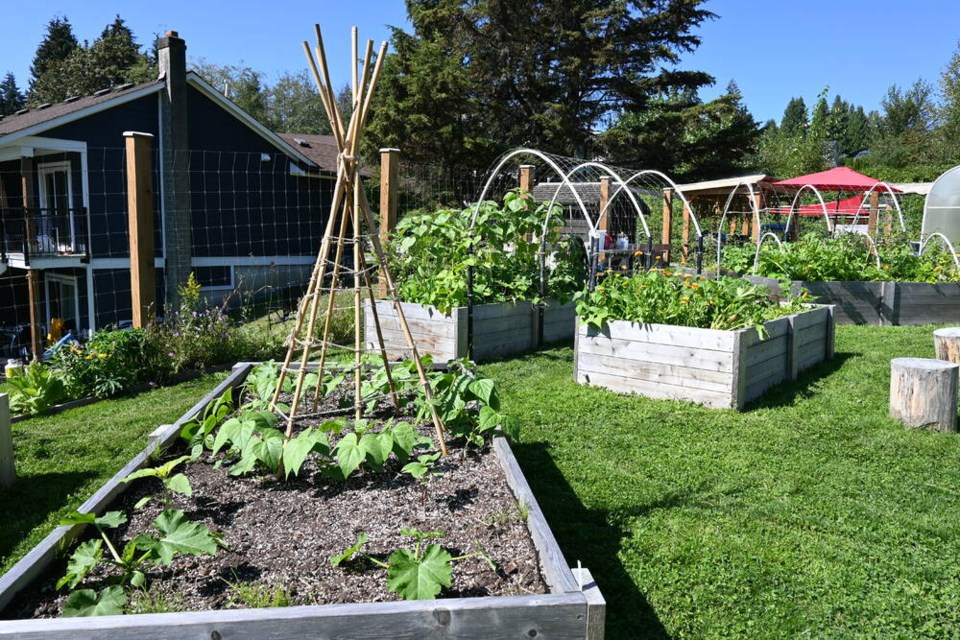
[0,207,90,268]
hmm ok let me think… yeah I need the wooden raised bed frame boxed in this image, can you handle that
[746,277,960,325]
[364,299,576,363]
[0,364,604,639]
[575,305,835,410]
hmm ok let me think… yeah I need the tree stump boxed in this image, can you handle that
[934,327,960,364]
[889,358,958,432]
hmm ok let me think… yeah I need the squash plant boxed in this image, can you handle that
[387,190,586,313]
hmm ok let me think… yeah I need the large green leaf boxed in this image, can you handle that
[57,539,103,590]
[123,455,193,483]
[59,510,126,529]
[282,429,326,479]
[136,509,219,564]
[62,586,127,617]
[386,544,453,600]
[333,433,364,478]
[163,473,193,497]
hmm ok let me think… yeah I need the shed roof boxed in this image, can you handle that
[674,174,785,197]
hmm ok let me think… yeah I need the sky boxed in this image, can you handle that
[1,1,959,125]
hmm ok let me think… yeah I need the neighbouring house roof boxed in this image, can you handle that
[0,80,163,138]
[531,181,659,206]
[277,133,374,177]
[0,73,317,168]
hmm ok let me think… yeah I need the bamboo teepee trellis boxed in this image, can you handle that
[269,26,447,456]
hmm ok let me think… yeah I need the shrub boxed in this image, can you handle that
[51,329,153,399]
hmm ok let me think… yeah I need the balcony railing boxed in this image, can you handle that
[0,207,90,265]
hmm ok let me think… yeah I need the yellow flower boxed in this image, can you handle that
[690,282,700,290]
[663,269,672,276]
[98,353,107,359]
[85,354,94,360]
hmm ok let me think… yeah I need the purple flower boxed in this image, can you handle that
[167,351,175,357]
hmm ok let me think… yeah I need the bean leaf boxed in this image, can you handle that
[329,532,369,567]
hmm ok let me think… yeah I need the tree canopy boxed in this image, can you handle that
[367,0,718,169]
[28,16,153,105]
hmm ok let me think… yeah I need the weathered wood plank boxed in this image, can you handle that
[743,335,788,368]
[591,320,737,351]
[576,351,733,393]
[370,299,452,322]
[570,568,606,640]
[0,593,589,640]
[791,305,829,330]
[795,323,828,349]
[577,330,735,373]
[492,436,580,594]
[578,368,732,408]
[744,354,788,394]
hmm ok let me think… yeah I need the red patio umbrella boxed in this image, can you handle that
[773,166,901,193]
[769,194,867,217]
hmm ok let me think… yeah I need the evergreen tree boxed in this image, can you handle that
[600,79,759,180]
[265,70,330,134]
[191,59,269,124]
[28,15,151,104]
[0,73,25,116]
[29,16,79,86]
[368,0,715,168]
[780,97,808,136]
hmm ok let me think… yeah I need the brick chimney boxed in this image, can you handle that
[157,31,191,313]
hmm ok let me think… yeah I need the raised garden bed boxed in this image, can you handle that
[747,277,960,325]
[0,363,604,638]
[574,305,835,409]
[364,299,576,363]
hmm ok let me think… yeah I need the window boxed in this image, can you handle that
[37,161,76,252]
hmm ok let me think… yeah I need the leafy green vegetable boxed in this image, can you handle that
[386,544,453,600]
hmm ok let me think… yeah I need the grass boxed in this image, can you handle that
[0,371,229,575]
[481,324,960,639]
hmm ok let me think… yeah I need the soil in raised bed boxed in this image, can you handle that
[5,379,548,618]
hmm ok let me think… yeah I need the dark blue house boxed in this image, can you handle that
[0,32,335,358]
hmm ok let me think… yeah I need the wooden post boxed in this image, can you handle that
[378,148,399,297]
[597,177,610,263]
[867,190,879,235]
[662,189,673,265]
[519,164,535,194]
[0,394,14,488]
[890,358,958,432]
[26,270,42,361]
[20,156,42,360]
[934,328,960,364]
[752,192,763,242]
[125,132,156,328]
[681,202,691,264]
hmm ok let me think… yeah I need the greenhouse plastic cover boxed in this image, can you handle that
[923,165,960,243]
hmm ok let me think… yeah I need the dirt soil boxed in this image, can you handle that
[6,383,548,618]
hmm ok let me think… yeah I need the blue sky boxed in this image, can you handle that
[2,1,958,125]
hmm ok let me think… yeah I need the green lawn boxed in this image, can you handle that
[0,372,229,575]
[482,325,960,639]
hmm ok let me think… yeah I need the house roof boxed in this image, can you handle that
[278,134,339,173]
[0,74,316,168]
[0,80,164,137]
